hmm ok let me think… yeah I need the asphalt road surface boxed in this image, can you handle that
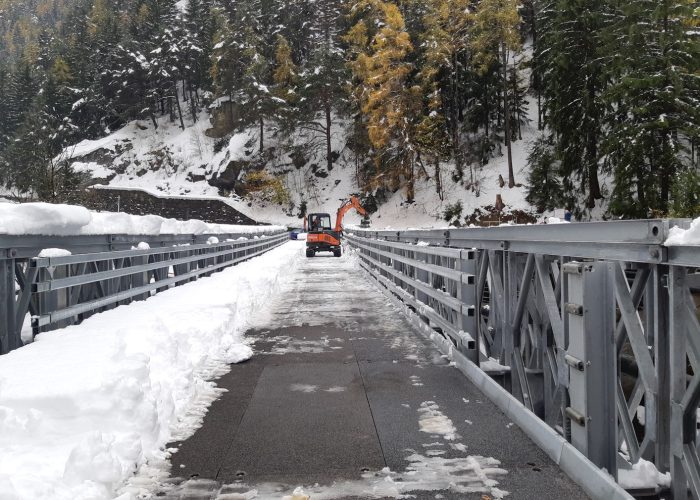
[160,246,589,499]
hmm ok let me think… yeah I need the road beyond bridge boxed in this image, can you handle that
[162,243,588,499]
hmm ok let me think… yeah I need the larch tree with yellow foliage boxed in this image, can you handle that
[345,0,421,201]
[273,34,299,132]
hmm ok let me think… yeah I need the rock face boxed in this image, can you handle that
[208,160,246,191]
[73,187,260,225]
[205,100,239,138]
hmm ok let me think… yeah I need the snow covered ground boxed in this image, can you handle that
[0,202,284,236]
[0,241,301,500]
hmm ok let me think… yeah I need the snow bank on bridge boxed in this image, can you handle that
[666,216,700,246]
[0,202,285,236]
[0,241,301,500]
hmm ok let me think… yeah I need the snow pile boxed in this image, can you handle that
[0,203,92,235]
[618,458,671,489]
[37,248,73,258]
[0,202,284,236]
[0,241,300,500]
[666,217,700,246]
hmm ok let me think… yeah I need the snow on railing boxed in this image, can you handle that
[0,201,283,236]
[0,205,288,355]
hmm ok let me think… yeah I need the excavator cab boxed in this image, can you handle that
[305,212,341,258]
[307,213,332,232]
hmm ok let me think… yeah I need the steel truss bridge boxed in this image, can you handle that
[2,219,699,499]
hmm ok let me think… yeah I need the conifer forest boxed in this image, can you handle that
[0,0,698,220]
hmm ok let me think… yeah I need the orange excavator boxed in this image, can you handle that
[304,196,369,257]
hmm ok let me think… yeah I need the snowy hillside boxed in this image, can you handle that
[63,102,542,229]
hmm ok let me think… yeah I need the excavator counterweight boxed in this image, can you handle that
[304,196,368,258]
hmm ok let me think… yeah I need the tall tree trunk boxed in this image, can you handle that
[259,117,264,153]
[659,133,672,213]
[451,53,462,178]
[502,42,515,188]
[512,68,522,140]
[174,82,185,130]
[189,87,198,122]
[585,79,601,208]
[406,159,415,202]
[531,0,543,131]
[435,156,443,201]
[484,80,490,139]
[325,98,332,171]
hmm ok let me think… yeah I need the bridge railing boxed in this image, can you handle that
[347,220,699,499]
[0,229,287,355]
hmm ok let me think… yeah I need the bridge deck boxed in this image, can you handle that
[162,246,588,499]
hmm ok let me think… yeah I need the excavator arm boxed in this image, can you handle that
[334,196,368,233]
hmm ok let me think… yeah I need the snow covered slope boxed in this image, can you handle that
[63,97,544,228]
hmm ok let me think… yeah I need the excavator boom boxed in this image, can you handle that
[334,196,368,233]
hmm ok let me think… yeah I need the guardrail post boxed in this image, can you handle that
[415,249,429,315]
[564,261,617,479]
[392,241,402,290]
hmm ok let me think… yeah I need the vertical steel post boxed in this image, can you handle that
[502,249,513,365]
[653,264,671,472]
[669,265,688,499]
[564,261,617,479]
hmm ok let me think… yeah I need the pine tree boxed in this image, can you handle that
[297,0,348,172]
[418,0,470,184]
[601,0,700,216]
[525,135,564,212]
[670,167,700,217]
[470,0,522,189]
[538,0,608,213]
[414,85,451,200]
[182,0,214,119]
[0,61,12,151]
[211,0,277,151]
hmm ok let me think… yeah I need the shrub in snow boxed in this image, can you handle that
[443,201,463,226]
[670,169,700,218]
[525,135,564,213]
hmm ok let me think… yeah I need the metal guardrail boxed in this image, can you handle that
[0,230,287,354]
[347,219,700,499]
